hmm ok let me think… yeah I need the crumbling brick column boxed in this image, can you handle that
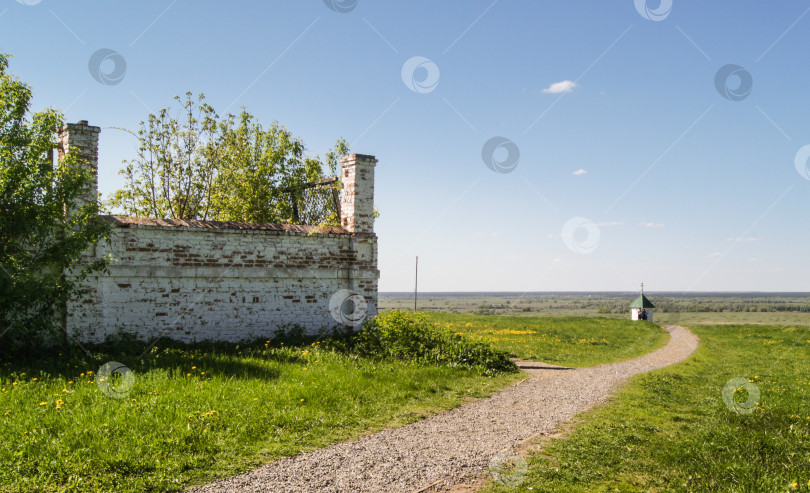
[339,154,379,320]
[340,154,376,234]
[58,120,100,207]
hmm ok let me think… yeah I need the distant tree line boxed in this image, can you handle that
[474,296,810,315]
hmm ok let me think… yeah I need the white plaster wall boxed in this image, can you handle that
[66,222,379,343]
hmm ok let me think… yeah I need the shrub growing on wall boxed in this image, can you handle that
[109,92,349,225]
[0,53,110,354]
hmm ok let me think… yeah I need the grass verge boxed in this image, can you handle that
[424,313,669,367]
[483,324,810,492]
[0,312,520,492]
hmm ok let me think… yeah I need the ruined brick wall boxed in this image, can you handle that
[66,218,378,343]
[60,123,379,343]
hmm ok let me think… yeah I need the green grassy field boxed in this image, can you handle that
[655,311,810,326]
[483,323,810,492]
[6,307,805,493]
[0,335,520,492]
[425,313,669,367]
[0,312,664,492]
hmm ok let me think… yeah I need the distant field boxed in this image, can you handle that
[656,311,810,326]
[425,313,669,367]
[381,292,810,326]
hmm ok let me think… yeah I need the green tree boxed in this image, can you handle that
[110,93,221,219]
[110,92,348,225]
[0,53,110,353]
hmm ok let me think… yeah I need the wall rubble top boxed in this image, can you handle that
[103,215,354,236]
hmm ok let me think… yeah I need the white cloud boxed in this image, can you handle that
[638,222,665,228]
[596,221,624,227]
[543,80,577,94]
[573,169,587,175]
[725,237,761,242]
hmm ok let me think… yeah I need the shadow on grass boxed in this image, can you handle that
[0,332,327,383]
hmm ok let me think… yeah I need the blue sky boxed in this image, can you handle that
[2,1,809,292]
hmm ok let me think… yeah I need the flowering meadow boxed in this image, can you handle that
[425,313,669,367]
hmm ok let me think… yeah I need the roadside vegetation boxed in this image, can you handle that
[484,324,810,492]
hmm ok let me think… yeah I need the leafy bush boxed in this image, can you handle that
[340,311,518,376]
[0,53,110,355]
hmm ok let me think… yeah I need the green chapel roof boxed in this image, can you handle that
[629,294,655,308]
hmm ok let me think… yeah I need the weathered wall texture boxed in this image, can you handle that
[60,122,379,343]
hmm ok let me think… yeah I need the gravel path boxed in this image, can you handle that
[191,325,698,493]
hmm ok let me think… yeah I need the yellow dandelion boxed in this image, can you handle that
[32,378,37,381]
[191,366,196,370]
[56,400,64,406]
[201,372,205,375]
[68,381,73,385]
[300,398,305,402]
[38,402,47,406]
[253,397,258,401]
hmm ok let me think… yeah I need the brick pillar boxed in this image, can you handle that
[339,154,378,324]
[340,154,376,234]
[58,120,100,207]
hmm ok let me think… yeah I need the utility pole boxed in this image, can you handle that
[414,256,418,311]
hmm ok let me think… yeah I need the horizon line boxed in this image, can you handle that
[380,290,810,295]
